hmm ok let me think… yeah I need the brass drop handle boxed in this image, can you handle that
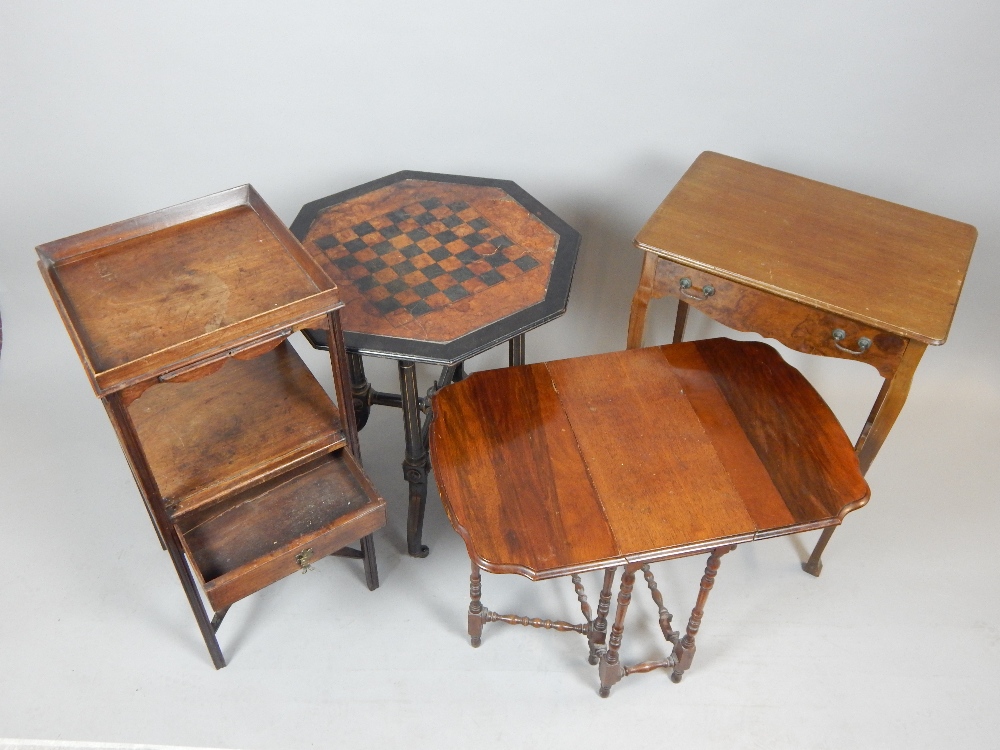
[295,547,315,573]
[679,277,715,301]
[831,329,872,355]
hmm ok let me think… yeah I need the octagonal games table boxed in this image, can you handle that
[291,172,580,557]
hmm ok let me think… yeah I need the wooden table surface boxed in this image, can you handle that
[635,152,978,345]
[430,338,869,580]
[37,186,341,396]
[291,171,580,365]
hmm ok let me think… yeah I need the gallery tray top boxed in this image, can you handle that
[37,185,342,396]
[634,152,978,346]
[290,171,580,365]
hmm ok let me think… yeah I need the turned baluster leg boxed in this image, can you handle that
[571,574,594,662]
[599,566,636,698]
[347,352,374,431]
[572,574,593,622]
[671,545,734,684]
[642,564,677,643]
[399,360,430,558]
[469,560,484,647]
[588,567,616,665]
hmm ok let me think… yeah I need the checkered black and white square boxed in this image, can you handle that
[311,197,541,325]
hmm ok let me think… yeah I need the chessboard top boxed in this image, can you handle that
[291,172,580,365]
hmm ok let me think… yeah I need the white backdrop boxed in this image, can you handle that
[2,2,998,749]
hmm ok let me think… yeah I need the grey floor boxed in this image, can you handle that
[2,292,999,749]
[3,2,999,747]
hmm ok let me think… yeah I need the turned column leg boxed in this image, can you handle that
[599,566,636,698]
[398,360,430,558]
[671,545,734,683]
[347,352,374,431]
[642,564,677,643]
[588,567,616,665]
[360,533,379,591]
[508,333,525,366]
[469,559,484,647]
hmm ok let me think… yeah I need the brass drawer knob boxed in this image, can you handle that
[831,329,872,355]
[679,277,716,300]
[295,547,315,572]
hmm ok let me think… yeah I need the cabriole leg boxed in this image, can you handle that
[626,251,658,349]
[802,526,835,577]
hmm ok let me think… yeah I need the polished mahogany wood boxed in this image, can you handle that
[647,255,909,378]
[432,362,620,576]
[627,152,976,576]
[634,151,977,346]
[130,342,345,517]
[430,338,868,580]
[37,186,385,667]
[292,172,581,559]
[291,172,580,365]
[178,450,386,611]
[37,186,340,396]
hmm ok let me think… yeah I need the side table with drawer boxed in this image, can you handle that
[37,186,386,668]
[626,152,977,575]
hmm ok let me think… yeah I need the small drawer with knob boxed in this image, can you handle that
[176,449,386,612]
[650,255,909,378]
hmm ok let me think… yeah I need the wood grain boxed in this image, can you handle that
[429,363,621,577]
[37,188,341,396]
[129,341,345,517]
[634,151,977,345]
[544,349,756,555]
[179,450,387,610]
[300,180,558,342]
[680,339,869,528]
[430,338,869,578]
[650,256,908,378]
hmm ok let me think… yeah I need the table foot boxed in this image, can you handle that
[802,526,835,577]
[598,566,636,697]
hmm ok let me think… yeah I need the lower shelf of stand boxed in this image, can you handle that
[175,448,386,611]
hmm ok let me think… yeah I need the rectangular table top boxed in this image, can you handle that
[430,339,869,579]
[37,185,341,395]
[634,152,977,345]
